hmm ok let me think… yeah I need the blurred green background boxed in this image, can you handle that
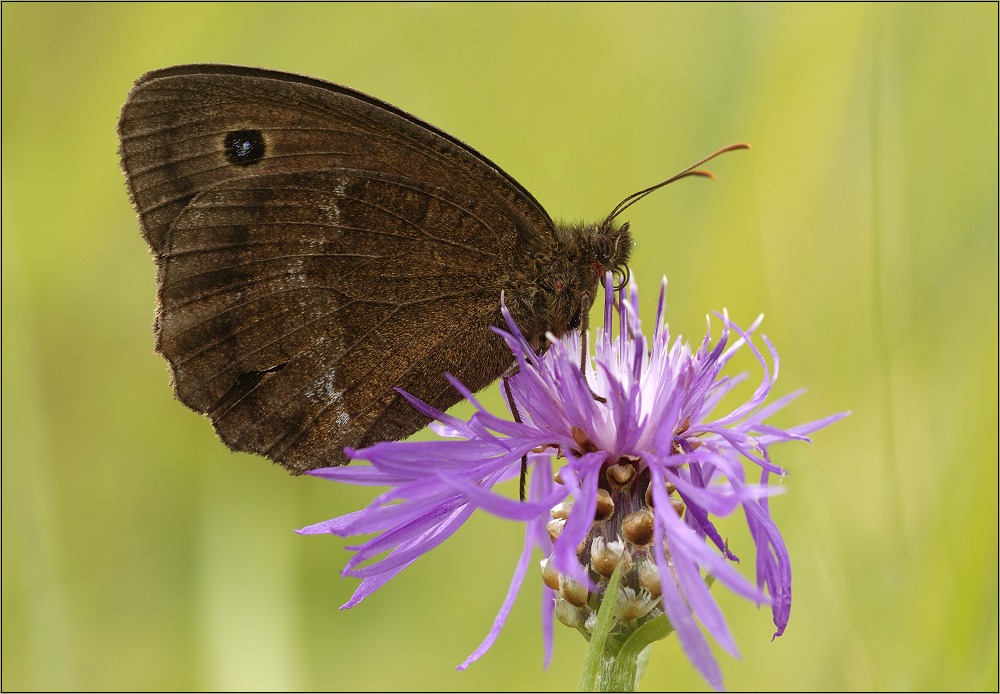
[2,3,997,691]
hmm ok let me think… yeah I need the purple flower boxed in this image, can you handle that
[298,276,846,690]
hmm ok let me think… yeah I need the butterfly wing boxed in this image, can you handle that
[119,65,556,471]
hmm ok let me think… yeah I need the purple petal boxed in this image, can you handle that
[651,505,724,691]
[458,520,538,671]
[295,509,369,535]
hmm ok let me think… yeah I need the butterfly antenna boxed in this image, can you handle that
[604,143,750,225]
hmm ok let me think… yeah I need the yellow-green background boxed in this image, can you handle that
[3,3,997,691]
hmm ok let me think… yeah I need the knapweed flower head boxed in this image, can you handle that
[298,276,846,690]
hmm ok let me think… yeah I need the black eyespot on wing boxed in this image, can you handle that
[224,130,266,166]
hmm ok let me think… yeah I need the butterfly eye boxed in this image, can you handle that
[224,130,266,166]
[592,234,615,264]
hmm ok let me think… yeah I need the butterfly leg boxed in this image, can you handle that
[502,373,530,502]
[578,294,607,404]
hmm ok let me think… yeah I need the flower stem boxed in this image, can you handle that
[579,559,680,692]
[579,559,626,692]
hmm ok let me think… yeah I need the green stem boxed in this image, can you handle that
[578,563,680,692]
[579,560,625,692]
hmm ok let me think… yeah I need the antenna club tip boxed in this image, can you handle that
[606,142,750,221]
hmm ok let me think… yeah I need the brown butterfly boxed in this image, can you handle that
[118,64,743,473]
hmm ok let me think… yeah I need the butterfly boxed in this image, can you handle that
[118,64,744,473]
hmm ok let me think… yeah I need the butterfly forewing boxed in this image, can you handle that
[119,65,554,253]
[119,65,557,471]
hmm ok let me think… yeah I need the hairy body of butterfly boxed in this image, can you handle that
[119,65,632,472]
